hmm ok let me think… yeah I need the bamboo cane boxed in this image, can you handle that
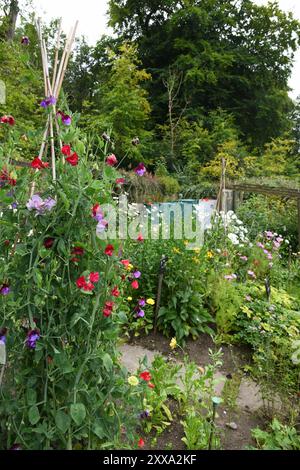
[52,18,63,91]
[53,27,73,99]
[55,22,78,100]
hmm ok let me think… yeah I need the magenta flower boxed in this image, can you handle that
[138,299,146,307]
[96,219,108,235]
[135,163,146,176]
[257,242,264,249]
[133,270,141,279]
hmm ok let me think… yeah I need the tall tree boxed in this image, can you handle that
[0,0,19,40]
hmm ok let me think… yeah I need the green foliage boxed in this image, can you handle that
[250,419,300,450]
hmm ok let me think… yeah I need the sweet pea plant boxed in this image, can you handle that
[0,112,147,449]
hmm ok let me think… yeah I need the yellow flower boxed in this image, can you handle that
[193,248,201,254]
[126,264,134,271]
[146,298,155,306]
[192,257,200,264]
[128,376,139,386]
[172,247,181,254]
[207,251,214,259]
[127,297,133,301]
[184,240,189,246]
[170,338,177,350]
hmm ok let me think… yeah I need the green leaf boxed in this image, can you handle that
[26,388,37,406]
[70,403,86,426]
[55,410,71,433]
[102,353,113,372]
[93,421,105,439]
[28,405,40,425]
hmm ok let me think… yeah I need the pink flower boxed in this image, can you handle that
[247,270,256,279]
[116,178,125,185]
[106,154,118,166]
[111,287,120,297]
[131,280,139,290]
[137,233,144,242]
[1,115,15,126]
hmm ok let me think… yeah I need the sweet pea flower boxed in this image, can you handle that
[72,247,84,256]
[26,195,56,215]
[40,96,56,108]
[111,287,120,297]
[146,299,155,306]
[0,115,15,126]
[96,219,108,235]
[240,256,248,261]
[224,274,237,281]
[89,272,99,283]
[140,410,150,419]
[0,328,7,344]
[133,270,141,279]
[139,299,146,307]
[44,238,55,249]
[31,157,49,169]
[137,233,144,242]
[106,154,118,167]
[136,309,145,318]
[26,329,40,350]
[247,270,256,279]
[131,280,139,290]
[257,242,264,249]
[134,163,146,176]
[0,284,10,295]
[57,111,72,126]
[138,438,145,448]
[105,244,114,257]
[66,152,79,166]
[116,178,125,185]
[21,36,30,45]
[61,145,71,157]
[121,260,130,268]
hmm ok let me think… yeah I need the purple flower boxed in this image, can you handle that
[134,163,146,177]
[138,299,146,307]
[0,328,7,344]
[26,195,56,215]
[133,270,141,279]
[21,36,30,45]
[224,274,237,281]
[136,309,145,318]
[0,285,10,296]
[96,219,108,235]
[11,202,18,209]
[40,96,56,108]
[240,256,248,261]
[61,114,72,126]
[257,242,264,249]
[26,330,40,350]
[140,410,150,419]
[265,231,274,239]
[247,270,256,279]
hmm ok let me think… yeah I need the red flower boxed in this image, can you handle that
[76,276,87,289]
[1,115,15,126]
[92,203,100,217]
[66,152,79,166]
[61,145,71,157]
[148,383,155,389]
[138,438,145,448]
[111,287,120,297]
[4,240,10,247]
[72,246,84,256]
[103,308,112,318]
[103,301,114,318]
[137,233,144,242]
[106,154,118,166]
[83,282,95,292]
[105,244,114,257]
[90,272,99,283]
[140,371,151,382]
[131,280,139,290]
[116,178,125,185]
[121,260,130,267]
[8,178,17,186]
[31,157,49,169]
[71,257,80,263]
[44,238,55,249]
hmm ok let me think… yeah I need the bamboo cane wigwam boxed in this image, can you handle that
[30,18,78,195]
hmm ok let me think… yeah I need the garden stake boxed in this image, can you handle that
[154,255,168,334]
[208,401,218,450]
